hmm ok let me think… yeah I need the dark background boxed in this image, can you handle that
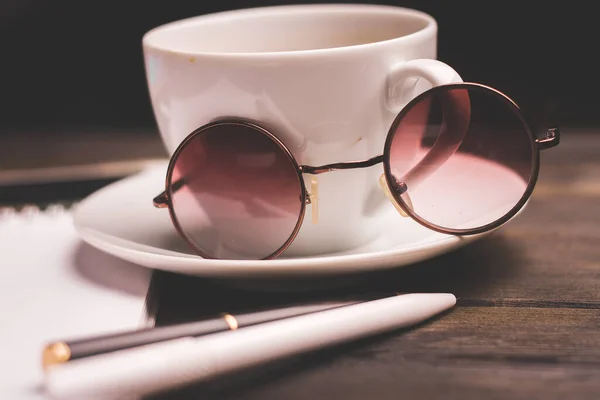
[0,0,597,134]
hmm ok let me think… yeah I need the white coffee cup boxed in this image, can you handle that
[142,4,463,257]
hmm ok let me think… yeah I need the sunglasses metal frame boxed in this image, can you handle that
[383,82,560,236]
[152,82,560,260]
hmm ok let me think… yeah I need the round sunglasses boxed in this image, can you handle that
[152,82,560,261]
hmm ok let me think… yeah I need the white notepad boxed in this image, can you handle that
[0,205,152,399]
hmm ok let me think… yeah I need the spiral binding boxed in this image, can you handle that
[0,202,77,222]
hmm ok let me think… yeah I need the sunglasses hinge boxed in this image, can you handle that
[153,192,169,208]
[299,165,326,175]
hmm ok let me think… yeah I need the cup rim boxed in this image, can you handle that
[142,3,437,59]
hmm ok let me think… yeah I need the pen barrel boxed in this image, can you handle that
[45,293,455,399]
[51,298,379,364]
[67,319,230,360]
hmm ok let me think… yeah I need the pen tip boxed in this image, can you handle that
[42,342,71,369]
[398,292,457,310]
[446,293,457,306]
[431,293,457,307]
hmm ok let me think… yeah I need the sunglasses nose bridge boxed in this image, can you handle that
[298,155,384,226]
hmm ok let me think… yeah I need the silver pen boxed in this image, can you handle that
[45,293,456,399]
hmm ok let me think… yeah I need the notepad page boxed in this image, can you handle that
[0,205,152,399]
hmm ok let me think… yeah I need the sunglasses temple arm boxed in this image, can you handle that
[535,127,560,150]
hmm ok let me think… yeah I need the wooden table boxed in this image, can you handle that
[2,129,599,399]
[139,130,599,400]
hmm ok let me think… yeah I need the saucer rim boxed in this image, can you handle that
[71,164,492,278]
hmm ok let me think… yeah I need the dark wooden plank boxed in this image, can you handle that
[0,129,166,171]
[0,129,167,204]
[400,306,600,364]
[146,126,600,399]
[142,130,600,399]
[210,362,600,400]
[148,306,600,400]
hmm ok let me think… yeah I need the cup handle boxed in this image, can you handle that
[381,59,469,217]
[385,59,463,112]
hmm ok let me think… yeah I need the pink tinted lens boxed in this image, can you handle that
[168,122,304,260]
[387,85,535,231]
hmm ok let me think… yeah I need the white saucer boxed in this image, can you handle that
[72,162,492,280]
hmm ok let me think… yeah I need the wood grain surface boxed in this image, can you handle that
[145,130,600,400]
